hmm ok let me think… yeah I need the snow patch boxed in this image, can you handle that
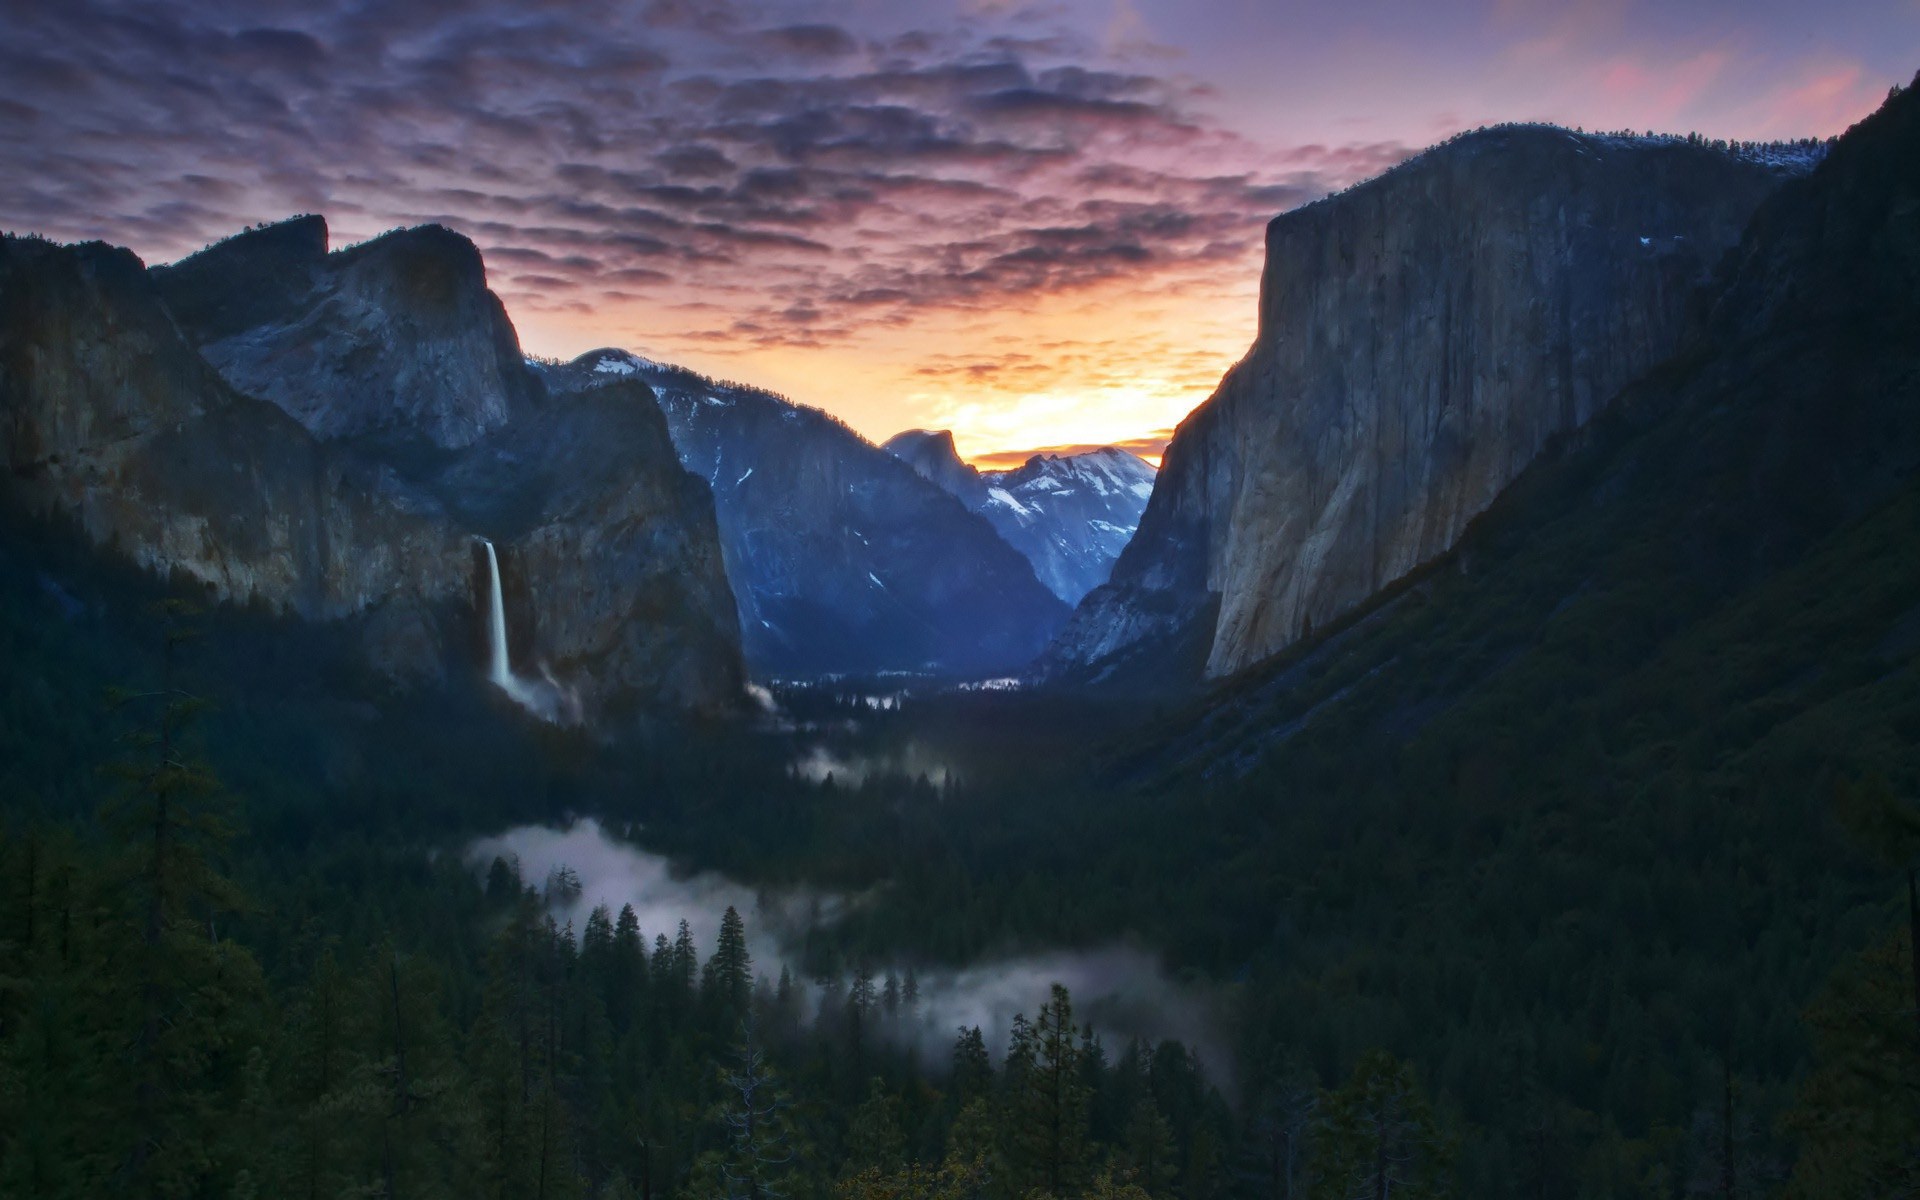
[987,486,1032,516]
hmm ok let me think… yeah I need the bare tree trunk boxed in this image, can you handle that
[386,955,411,1200]
[1908,868,1920,1046]
[1720,1055,1735,1200]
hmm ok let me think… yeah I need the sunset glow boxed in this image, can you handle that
[3,0,1911,463]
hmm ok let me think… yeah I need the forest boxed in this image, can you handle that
[0,457,1916,1200]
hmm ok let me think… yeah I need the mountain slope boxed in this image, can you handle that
[540,352,1068,678]
[884,429,1156,605]
[1044,126,1820,687]
[1,220,745,715]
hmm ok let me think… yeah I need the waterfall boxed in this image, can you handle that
[481,538,514,689]
[476,537,579,721]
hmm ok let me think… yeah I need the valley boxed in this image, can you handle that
[1,37,1917,1200]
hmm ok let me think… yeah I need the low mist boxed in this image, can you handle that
[466,819,1224,1077]
[788,741,953,789]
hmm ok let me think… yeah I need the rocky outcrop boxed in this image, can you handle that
[883,430,991,506]
[1043,126,1818,684]
[153,217,536,450]
[884,429,1157,605]
[1,220,746,716]
[540,351,1067,678]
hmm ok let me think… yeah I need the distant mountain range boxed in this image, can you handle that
[883,430,1156,607]
[535,351,1070,678]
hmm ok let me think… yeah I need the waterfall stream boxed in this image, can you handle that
[481,538,515,690]
[478,538,577,721]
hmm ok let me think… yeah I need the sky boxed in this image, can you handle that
[2,2,1914,466]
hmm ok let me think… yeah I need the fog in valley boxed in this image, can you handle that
[468,819,1225,1078]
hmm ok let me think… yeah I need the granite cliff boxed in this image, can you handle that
[1043,127,1820,684]
[0,218,744,715]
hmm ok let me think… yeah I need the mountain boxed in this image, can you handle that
[1126,86,1920,781]
[1029,81,1920,1189]
[1042,126,1824,687]
[882,430,989,504]
[883,429,1157,605]
[1,218,745,715]
[537,352,1069,678]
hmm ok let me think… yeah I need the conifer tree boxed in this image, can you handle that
[609,904,648,1035]
[1123,1098,1179,1198]
[951,1026,992,1108]
[694,1022,803,1200]
[672,920,700,1000]
[1312,1051,1451,1200]
[844,1076,906,1177]
[703,906,754,1030]
[1001,987,1091,1198]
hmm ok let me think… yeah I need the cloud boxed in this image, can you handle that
[755,23,861,60]
[0,0,1355,329]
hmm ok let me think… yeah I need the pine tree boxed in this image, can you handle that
[847,965,879,1070]
[951,1026,992,1108]
[1003,987,1090,1198]
[1241,1074,1317,1200]
[1783,926,1920,1198]
[881,972,900,1022]
[1123,1098,1179,1197]
[703,906,753,1030]
[1312,1051,1452,1200]
[693,1023,803,1200]
[843,1076,906,1177]
[609,904,648,1036]
[672,920,699,1001]
[280,944,360,1200]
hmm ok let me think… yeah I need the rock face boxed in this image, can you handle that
[0,218,745,715]
[540,351,1068,678]
[883,429,1156,605]
[883,430,989,504]
[153,218,536,450]
[1043,126,1818,684]
[1129,78,1920,778]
